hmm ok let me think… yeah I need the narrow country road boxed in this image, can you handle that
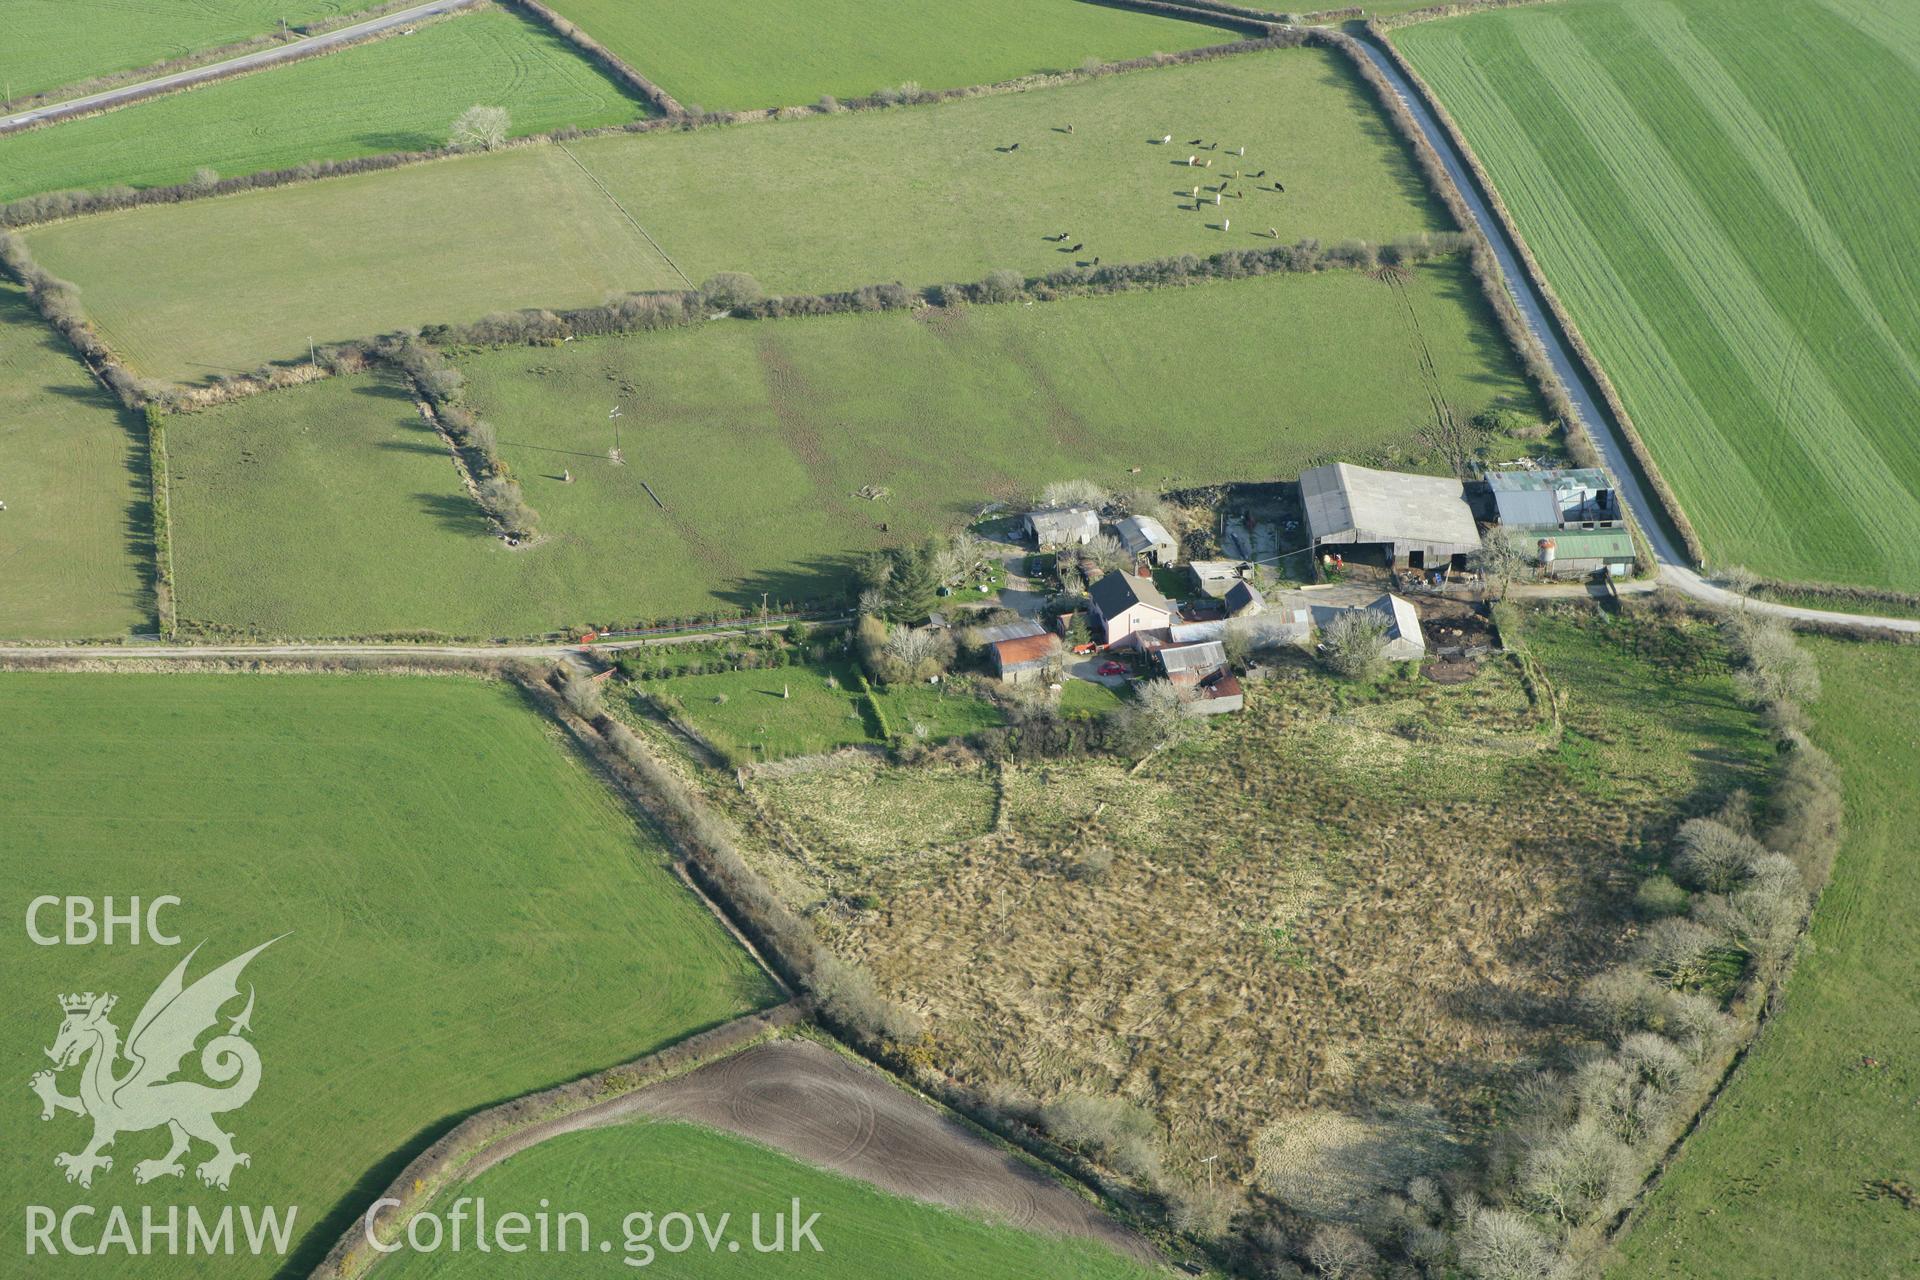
[0,0,478,134]
[1353,38,1918,637]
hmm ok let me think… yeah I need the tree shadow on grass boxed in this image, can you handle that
[414,491,489,537]
[354,131,433,154]
[718,556,861,615]
[374,439,445,457]
[352,379,414,402]
[122,408,161,635]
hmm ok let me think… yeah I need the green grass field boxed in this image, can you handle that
[0,7,646,202]
[26,45,1449,380]
[377,1118,1160,1278]
[547,0,1235,112]
[0,281,151,638]
[640,663,1004,765]
[1,1,384,101]
[1396,0,1920,592]
[167,264,1537,637]
[28,145,681,380]
[0,672,777,1278]
[1612,640,1920,1279]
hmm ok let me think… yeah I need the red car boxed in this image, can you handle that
[1098,661,1127,677]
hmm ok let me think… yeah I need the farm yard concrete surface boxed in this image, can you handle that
[4,3,1916,1278]
[24,45,1449,380]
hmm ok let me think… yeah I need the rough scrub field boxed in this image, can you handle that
[0,5,648,202]
[25,45,1451,379]
[1612,640,1920,1280]
[690,611,1770,1178]
[0,280,151,638]
[1,0,385,101]
[166,265,1539,637]
[545,0,1236,112]
[0,673,778,1278]
[1396,0,1920,593]
[378,1107,1160,1277]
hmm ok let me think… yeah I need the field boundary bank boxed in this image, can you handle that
[0,0,434,121]
[144,407,178,637]
[1365,13,1708,565]
[504,0,684,116]
[0,0,481,138]
[311,1002,804,1279]
[0,30,1307,232]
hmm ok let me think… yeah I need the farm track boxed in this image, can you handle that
[1351,37,1920,638]
[0,0,481,133]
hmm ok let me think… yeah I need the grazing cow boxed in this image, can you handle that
[1009,142,1020,151]
[1214,193,1223,205]
[1269,227,1278,239]
[1161,134,1172,143]
[1223,218,1230,231]
[1188,137,1202,145]
[1092,256,1100,265]
[1253,169,1266,178]
[1069,242,1084,252]
[1236,145,1245,156]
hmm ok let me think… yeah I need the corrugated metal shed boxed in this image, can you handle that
[1300,462,1480,558]
[977,618,1046,646]
[1160,640,1227,675]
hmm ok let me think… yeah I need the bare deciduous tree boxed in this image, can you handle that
[700,271,765,310]
[1674,817,1764,893]
[1726,616,1820,711]
[1081,532,1129,575]
[450,104,510,150]
[1305,1224,1378,1280]
[1039,478,1108,509]
[1322,608,1389,679]
[1520,1121,1629,1226]
[1470,527,1527,598]
[1457,1209,1555,1280]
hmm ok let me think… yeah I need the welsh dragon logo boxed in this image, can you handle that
[30,938,280,1191]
